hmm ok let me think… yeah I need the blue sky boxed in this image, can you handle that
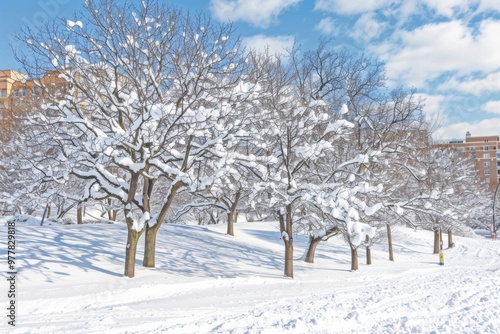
[1,0,499,139]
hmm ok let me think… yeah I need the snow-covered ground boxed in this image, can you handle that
[2,220,499,333]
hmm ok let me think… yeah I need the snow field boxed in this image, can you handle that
[1,221,499,333]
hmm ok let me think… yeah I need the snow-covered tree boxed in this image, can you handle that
[167,51,270,236]
[16,0,251,277]
[247,44,382,277]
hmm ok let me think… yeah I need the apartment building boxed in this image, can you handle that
[0,70,27,133]
[0,69,68,140]
[446,132,500,191]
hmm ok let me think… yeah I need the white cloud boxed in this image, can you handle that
[374,19,500,88]
[438,71,500,95]
[422,0,472,18]
[315,17,339,35]
[242,34,294,56]
[418,93,447,119]
[349,13,386,43]
[314,0,396,15]
[477,0,500,13]
[482,100,500,114]
[209,0,301,28]
[433,118,500,140]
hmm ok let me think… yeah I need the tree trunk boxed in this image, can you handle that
[439,228,443,250]
[40,203,50,226]
[351,246,359,271]
[143,224,158,267]
[366,247,372,265]
[387,224,394,261]
[284,237,293,278]
[433,229,440,254]
[77,206,83,224]
[124,172,142,277]
[304,227,339,263]
[448,230,454,248]
[227,191,241,236]
[227,212,235,236]
[124,228,141,278]
[107,198,117,221]
[304,236,321,263]
[279,205,293,278]
[46,205,51,218]
[142,182,182,268]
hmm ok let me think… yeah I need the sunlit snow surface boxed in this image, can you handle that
[2,220,499,333]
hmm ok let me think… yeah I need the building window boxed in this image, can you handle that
[497,153,500,159]
[485,170,490,175]
[13,89,19,97]
[498,170,500,175]
[0,90,5,97]
[484,146,489,151]
[21,88,27,97]
[470,147,476,151]
[34,87,40,95]
[485,162,490,168]
[497,161,500,167]
[484,153,490,158]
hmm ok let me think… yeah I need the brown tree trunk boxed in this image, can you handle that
[279,205,293,278]
[440,229,443,250]
[107,198,117,221]
[387,224,394,261]
[433,229,440,254]
[227,191,241,236]
[77,206,83,224]
[365,235,371,265]
[124,228,141,278]
[46,205,51,218]
[284,237,293,278]
[143,224,158,267]
[351,246,359,271]
[304,227,339,263]
[448,230,454,248]
[142,182,181,268]
[40,203,50,226]
[304,236,321,263]
[124,172,142,277]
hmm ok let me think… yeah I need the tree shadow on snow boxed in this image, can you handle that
[13,222,359,282]
[153,224,285,278]
[16,225,124,283]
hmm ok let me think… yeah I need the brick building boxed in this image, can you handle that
[0,69,68,140]
[446,132,500,191]
[0,70,27,133]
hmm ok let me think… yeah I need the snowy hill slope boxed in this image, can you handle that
[2,221,499,333]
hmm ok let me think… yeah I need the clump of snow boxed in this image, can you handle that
[341,103,349,114]
[347,221,376,247]
[67,20,83,29]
